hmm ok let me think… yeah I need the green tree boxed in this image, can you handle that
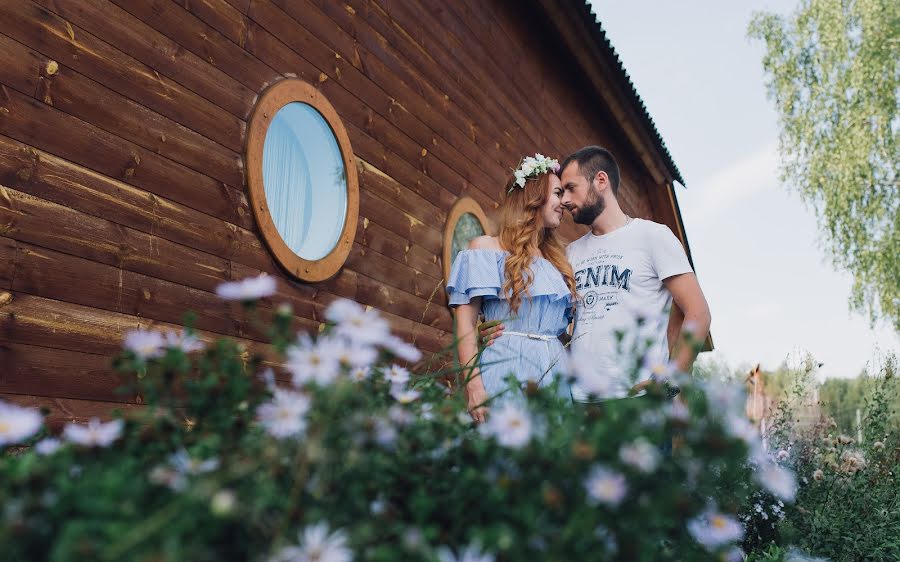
[749,0,899,329]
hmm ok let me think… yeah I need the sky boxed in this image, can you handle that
[588,0,898,379]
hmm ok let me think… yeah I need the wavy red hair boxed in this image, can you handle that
[499,171,576,314]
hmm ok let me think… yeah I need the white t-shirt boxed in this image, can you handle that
[566,218,693,401]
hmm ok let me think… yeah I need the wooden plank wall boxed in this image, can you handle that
[0,0,669,425]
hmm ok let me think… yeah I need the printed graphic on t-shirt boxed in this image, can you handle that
[572,249,633,327]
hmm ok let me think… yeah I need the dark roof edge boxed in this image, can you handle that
[578,2,686,187]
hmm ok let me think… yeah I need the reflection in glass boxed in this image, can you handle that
[263,102,347,261]
[451,212,486,264]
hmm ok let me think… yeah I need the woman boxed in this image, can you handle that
[447,154,577,422]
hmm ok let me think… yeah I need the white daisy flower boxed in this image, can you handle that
[382,335,422,362]
[567,350,615,398]
[724,412,759,445]
[723,546,745,562]
[63,418,123,448]
[164,329,204,354]
[349,366,371,382]
[619,438,661,474]
[286,335,342,387]
[384,365,411,386]
[372,417,398,448]
[390,388,421,404]
[257,389,311,439]
[0,400,43,447]
[268,522,353,562]
[687,510,744,551]
[387,404,414,427]
[149,465,187,491]
[584,464,628,507]
[34,437,61,456]
[480,402,533,449]
[420,403,435,421]
[123,329,166,360]
[332,338,378,370]
[325,299,392,347]
[169,449,220,475]
[756,463,797,502]
[215,273,276,301]
[436,543,495,562]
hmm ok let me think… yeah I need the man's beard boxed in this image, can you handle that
[572,188,605,225]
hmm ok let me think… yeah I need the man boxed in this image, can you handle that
[482,146,710,401]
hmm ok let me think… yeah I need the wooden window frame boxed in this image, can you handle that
[442,196,493,283]
[245,79,359,282]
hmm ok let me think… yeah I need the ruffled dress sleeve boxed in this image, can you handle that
[446,249,504,307]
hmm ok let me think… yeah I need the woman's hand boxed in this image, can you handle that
[466,385,490,424]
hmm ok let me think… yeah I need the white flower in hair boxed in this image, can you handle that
[509,153,560,191]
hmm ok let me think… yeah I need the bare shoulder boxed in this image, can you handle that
[467,235,502,250]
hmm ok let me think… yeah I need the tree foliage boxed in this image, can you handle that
[749,0,899,329]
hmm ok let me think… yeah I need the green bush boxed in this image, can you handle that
[760,353,900,561]
[1,277,789,561]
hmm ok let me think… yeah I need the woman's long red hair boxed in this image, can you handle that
[499,172,576,314]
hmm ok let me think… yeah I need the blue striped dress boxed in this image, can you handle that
[446,249,573,401]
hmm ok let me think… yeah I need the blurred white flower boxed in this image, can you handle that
[390,388,421,404]
[619,438,661,473]
[63,418,123,447]
[0,400,43,447]
[372,417,398,448]
[775,449,790,462]
[387,404,414,427]
[725,414,759,446]
[169,449,219,475]
[369,498,387,515]
[584,465,628,507]
[257,389,311,439]
[216,273,276,301]
[210,489,236,516]
[785,547,830,562]
[567,350,615,398]
[286,335,342,387]
[665,399,690,422]
[873,440,885,451]
[420,403,435,421]
[436,543,495,562]
[756,463,797,502]
[123,329,166,360]
[149,465,187,491]
[34,437,61,456]
[383,335,422,362]
[639,357,678,384]
[703,380,746,415]
[164,329,204,354]
[385,365,411,386]
[349,366,371,382]
[687,510,744,551]
[723,546,745,562]
[332,338,378,370]
[326,299,391,347]
[480,403,533,449]
[268,522,352,562]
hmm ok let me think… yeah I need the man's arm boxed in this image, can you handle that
[663,272,711,373]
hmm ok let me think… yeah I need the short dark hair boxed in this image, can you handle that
[560,146,620,195]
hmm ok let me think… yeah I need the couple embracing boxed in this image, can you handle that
[447,146,711,423]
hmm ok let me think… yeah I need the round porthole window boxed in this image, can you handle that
[246,80,358,282]
[442,197,493,283]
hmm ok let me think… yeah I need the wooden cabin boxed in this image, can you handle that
[0,0,695,426]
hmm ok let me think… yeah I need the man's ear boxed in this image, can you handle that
[594,171,609,193]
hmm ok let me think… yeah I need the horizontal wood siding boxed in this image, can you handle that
[0,0,674,418]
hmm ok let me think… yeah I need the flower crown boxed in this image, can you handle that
[508,153,560,193]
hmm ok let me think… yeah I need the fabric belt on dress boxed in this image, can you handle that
[503,331,554,341]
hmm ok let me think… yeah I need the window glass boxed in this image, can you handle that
[262,102,347,261]
[451,212,486,262]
